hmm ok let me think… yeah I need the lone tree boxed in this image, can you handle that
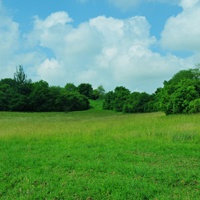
[13,65,32,95]
[14,65,27,84]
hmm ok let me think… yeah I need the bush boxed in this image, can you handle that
[188,98,200,114]
[63,92,90,112]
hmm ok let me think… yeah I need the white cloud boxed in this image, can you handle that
[179,0,199,8]
[0,1,20,78]
[0,0,197,93]
[25,12,73,49]
[0,0,47,81]
[24,12,195,92]
[34,11,73,29]
[37,58,67,85]
[161,0,200,52]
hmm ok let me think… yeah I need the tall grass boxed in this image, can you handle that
[0,110,200,199]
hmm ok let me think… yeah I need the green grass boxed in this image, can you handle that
[0,109,200,199]
[89,99,104,110]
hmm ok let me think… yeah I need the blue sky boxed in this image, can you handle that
[0,0,200,93]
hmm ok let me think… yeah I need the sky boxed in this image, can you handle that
[0,0,200,93]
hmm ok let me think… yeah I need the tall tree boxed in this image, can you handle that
[14,65,27,84]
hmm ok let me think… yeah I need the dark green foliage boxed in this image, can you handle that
[64,83,77,92]
[0,67,90,112]
[103,67,200,114]
[103,91,115,110]
[9,93,29,111]
[0,78,17,87]
[28,82,90,112]
[0,91,7,110]
[2,65,200,114]
[123,92,153,113]
[158,68,200,115]
[0,82,14,110]
[0,77,31,111]
[29,80,51,112]
[103,88,155,113]
[92,89,101,100]
[114,86,130,112]
[188,98,200,113]
[92,85,106,100]
[103,86,132,113]
[78,83,93,99]
[61,92,90,111]
[97,85,106,99]
[167,69,195,85]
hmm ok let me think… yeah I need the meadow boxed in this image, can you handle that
[0,105,200,199]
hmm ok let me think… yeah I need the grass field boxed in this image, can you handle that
[0,106,200,199]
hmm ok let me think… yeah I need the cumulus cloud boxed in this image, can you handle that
[0,2,48,82]
[161,0,200,52]
[25,12,73,49]
[37,58,67,85]
[0,0,197,93]
[24,12,194,92]
[0,1,20,77]
[179,0,199,8]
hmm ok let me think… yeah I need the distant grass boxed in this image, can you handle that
[89,99,104,110]
[0,110,200,199]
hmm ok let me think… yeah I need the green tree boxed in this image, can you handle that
[0,80,16,111]
[63,92,90,111]
[96,85,106,99]
[0,90,7,110]
[0,77,31,111]
[65,83,77,92]
[0,78,17,88]
[14,65,27,84]
[170,79,199,114]
[29,80,51,112]
[159,67,200,114]
[114,86,130,112]
[48,86,64,111]
[92,89,101,100]
[123,92,152,113]
[103,91,115,110]
[78,83,93,99]
[13,65,32,97]
[188,98,200,114]
[9,93,28,111]
[0,67,92,112]
[92,85,106,100]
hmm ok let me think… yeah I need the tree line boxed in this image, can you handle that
[1,65,200,114]
[103,66,200,115]
[0,66,105,112]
